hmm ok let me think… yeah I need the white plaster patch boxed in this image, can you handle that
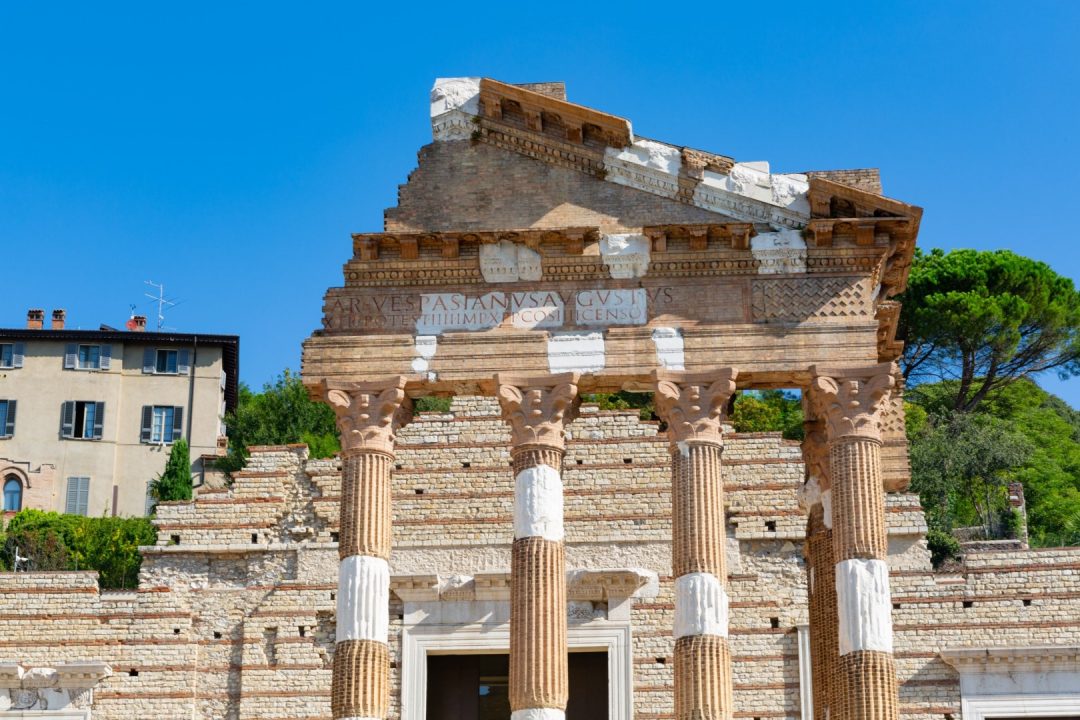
[835,558,894,655]
[479,240,543,283]
[416,292,507,334]
[751,229,807,274]
[514,464,564,541]
[547,332,605,374]
[822,489,833,529]
[771,173,811,215]
[511,709,565,720]
[674,572,729,639]
[411,335,437,373]
[575,289,647,326]
[797,475,823,514]
[336,555,390,643]
[599,233,650,278]
[603,140,681,199]
[651,327,685,370]
[510,290,565,330]
[430,77,481,117]
[614,138,682,173]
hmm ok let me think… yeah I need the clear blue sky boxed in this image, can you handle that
[3,2,1078,406]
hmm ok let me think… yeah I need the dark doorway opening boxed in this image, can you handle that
[427,651,608,719]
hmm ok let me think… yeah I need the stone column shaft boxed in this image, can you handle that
[498,373,580,720]
[654,369,738,720]
[811,365,900,720]
[324,379,411,720]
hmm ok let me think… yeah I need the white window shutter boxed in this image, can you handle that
[61,401,75,438]
[5,400,15,437]
[12,343,24,368]
[140,406,153,443]
[100,345,111,370]
[172,406,184,442]
[64,344,77,369]
[178,349,191,375]
[93,402,105,439]
[143,348,155,374]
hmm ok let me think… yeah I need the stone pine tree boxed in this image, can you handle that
[149,438,192,509]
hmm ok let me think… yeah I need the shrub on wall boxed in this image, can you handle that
[1,509,156,589]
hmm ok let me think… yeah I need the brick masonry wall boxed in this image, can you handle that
[1,398,1079,719]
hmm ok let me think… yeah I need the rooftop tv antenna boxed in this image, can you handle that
[144,280,178,330]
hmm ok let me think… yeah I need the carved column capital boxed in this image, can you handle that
[809,363,896,443]
[496,373,580,450]
[652,369,738,445]
[798,420,831,515]
[320,377,413,456]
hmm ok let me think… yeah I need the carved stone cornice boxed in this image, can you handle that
[809,363,896,442]
[319,377,413,456]
[496,373,581,450]
[652,369,738,445]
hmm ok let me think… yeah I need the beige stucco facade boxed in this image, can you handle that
[0,322,238,517]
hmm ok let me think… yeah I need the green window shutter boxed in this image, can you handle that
[140,406,153,443]
[12,343,24,368]
[143,348,156,374]
[61,401,75,438]
[5,400,15,437]
[64,344,77,369]
[100,345,112,370]
[93,402,105,439]
[177,349,191,375]
[172,406,184,442]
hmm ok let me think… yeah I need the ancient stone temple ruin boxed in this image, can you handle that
[2,78,1079,720]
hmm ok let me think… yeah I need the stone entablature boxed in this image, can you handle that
[0,662,111,715]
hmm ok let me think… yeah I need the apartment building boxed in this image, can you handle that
[0,309,239,517]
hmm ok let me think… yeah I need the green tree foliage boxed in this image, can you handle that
[218,369,340,473]
[731,390,804,440]
[909,411,1032,539]
[1,509,155,589]
[581,391,656,420]
[148,439,192,510]
[899,248,1080,412]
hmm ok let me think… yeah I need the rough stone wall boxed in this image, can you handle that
[384,140,723,233]
[2,399,1079,719]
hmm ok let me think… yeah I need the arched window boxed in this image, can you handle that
[3,475,21,512]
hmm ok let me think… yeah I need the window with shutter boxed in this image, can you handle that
[140,406,153,443]
[64,344,77,370]
[100,345,112,370]
[0,400,15,437]
[149,405,179,443]
[12,343,24,369]
[154,349,179,374]
[177,349,190,375]
[0,344,12,368]
[66,477,90,515]
[172,406,184,442]
[143,348,156,374]
[61,401,75,438]
[63,401,104,440]
[76,345,101,370]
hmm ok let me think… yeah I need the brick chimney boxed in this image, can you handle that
[51,309,66,330]
[131,315,147,332]
[26,309,44,329]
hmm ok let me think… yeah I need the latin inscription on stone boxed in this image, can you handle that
[323,282,744,332]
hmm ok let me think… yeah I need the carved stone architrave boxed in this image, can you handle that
[652,369,738,446]
[321,377,413,456]
[809,364,896,443]
[496,372,581,450]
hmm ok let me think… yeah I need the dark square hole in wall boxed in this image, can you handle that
[963,600,973,608]
[1023,598,1032,606]
[576,459,583,465]
[893,603,901,610]
[765,520,777,532]
[330,532,339,543]
[395,463,403,470]
[213,631,222,639]
[251,533,258,544]
[462,461,471,468]
[770,617,780,629]
[330,592,335,601]
[656,657,666,664]
[173,628,181,635]
[415,488,425,495]
[128,669,138,677]
[170,534,180,545]
[623,458,633,464]
[298,626,306,637]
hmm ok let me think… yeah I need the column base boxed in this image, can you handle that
[511,709,566,720]
[332,639,389,720]
[674,634,734,720]
[835,650,899,720]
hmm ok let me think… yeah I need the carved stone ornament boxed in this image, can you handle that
[652,369,738,445]
[801,421,831,491]
[496,372,580,450]
[810,364,896,442]
[321,377,413,455]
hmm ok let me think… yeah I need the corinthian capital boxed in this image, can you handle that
[652,369,738,445]
[496,372,580,450]
[810,363,896,442]
[320,377,413,455]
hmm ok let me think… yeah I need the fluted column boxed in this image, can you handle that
[323,378,412,720]
[497,372,580,720]
[810,364,899,720]
[799,421,837,720]
[653,369,738,720]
